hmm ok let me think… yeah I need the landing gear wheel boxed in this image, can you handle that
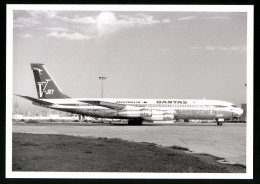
[217,121,223,126]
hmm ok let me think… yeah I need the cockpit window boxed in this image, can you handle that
[231,105,237,108]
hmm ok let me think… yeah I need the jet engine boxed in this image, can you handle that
[117,108,152,118]
[142,111,175,121]
[117,108,176,121]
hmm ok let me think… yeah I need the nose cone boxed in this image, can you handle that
[234,108,243,117]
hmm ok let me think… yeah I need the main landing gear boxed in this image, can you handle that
[128,119,143,125]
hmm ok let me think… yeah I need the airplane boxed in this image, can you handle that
[17,63,244,126]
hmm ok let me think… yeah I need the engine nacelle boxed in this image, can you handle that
[117,108,152,118]
[117,108,176,121]
[140,108,152,117]
[142,112,175,121]
[117,110,141,118]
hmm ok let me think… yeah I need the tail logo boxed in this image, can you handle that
[33,67,43,75]
[37,79,55,98]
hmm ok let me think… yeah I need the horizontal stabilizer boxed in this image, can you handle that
[80,100,126,110]
[16,95,54,106]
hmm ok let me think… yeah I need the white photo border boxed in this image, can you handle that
[6,4,254,179]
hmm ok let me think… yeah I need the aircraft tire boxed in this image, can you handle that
[217,121,223,126]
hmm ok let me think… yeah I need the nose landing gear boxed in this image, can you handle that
[217,121,223,126]
[216,118,224,126]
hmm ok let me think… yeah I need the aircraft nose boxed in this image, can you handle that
[234,108,243,117]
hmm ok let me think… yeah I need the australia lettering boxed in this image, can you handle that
[116,101,141,104]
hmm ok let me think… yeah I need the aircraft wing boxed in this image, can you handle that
[80,100,126,110]
[16,95,54,106]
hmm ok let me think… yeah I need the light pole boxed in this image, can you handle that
[99,76,106,98]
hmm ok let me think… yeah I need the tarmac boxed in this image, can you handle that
[12,121,246,165]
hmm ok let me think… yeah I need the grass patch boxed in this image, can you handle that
[12,133,245,173]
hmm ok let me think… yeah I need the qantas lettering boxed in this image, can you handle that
[156,100,188,104]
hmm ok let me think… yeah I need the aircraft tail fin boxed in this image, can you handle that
[31,63,69,99]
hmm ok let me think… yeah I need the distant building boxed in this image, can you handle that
[240,103,246,122]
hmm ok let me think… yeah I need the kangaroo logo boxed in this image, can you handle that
[33,67,43,75]
[37,79,54,98]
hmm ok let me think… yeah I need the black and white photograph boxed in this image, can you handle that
[6,5,253,179]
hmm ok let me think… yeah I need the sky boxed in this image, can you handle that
[12,9,247,110]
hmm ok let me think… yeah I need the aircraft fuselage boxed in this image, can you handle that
[36,98,242,120]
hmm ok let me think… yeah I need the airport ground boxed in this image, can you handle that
[12,121,246,172]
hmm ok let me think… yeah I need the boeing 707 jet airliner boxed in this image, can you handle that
[17,63,244,126]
